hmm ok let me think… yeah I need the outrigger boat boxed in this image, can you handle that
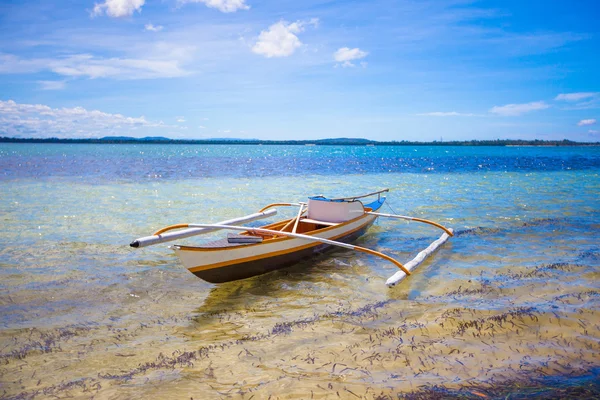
[130,189,453,286]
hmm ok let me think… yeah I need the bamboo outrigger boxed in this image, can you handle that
[130,189,453,285]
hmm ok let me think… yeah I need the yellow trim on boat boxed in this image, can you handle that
[410,217,454,237]
[185,217,374,273]
[258,203,295,213]
[153,224,189,235]
[177,212,365,253]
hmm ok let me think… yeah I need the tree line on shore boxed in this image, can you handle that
[1,136,597,146]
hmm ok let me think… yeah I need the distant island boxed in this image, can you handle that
[0,136,598,146]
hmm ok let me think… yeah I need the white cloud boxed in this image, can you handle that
[144,23,163,32]
[0,99,169,138]
[333,47,368,67]
[417,111,478,117]
[176,116,186,123]
[252,19,318,58]
[555,92,598,101]
[0,53,48,74]
[589,129,598,134]
[180,0,249,13]
[489,101,550,116]
[38,80,67,90]
[92,0,145,18]
[578,118,596,126]
[555,92,600,111]
[0,52,192,80]
[52,55,190,79]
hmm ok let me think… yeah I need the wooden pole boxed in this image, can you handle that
[291,205,305,233]
[130,209,277,248]
[258,202,302,213]
[329,188,389,201]
[278,204,305,234]
[366,212,454,236]
[386,229,453,287]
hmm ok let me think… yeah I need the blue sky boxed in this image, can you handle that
[0,0,598,141]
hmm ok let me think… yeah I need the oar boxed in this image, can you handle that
[366,212,454,236]
[186,223,411,275]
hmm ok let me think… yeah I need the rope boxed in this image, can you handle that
[386,200,399,215]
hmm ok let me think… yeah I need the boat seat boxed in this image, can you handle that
[299,218,339,227]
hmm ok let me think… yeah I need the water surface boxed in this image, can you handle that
[1,143,599,398]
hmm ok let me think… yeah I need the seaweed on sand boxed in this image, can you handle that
[98,348,211,381]
[0,326,91,363]
[577,249,600,261]
[395,368,600,399]
[495,262,582,281]
[452,307,539,336]
[271,300,392,336]
[453,227,501,237]
[554,290,600,303]
[3,378,101,400]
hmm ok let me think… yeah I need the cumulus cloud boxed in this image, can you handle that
[180,0,249,13]
[0,99,169,138]
[144,23,163,32]
[555,92,598,101]
[92,0,145,18]
[489,101,550,116]
[333,47,368,67]
[417,111,477,117]
[578,118,596,126]
[252,19,318,58]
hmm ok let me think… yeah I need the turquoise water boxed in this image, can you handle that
[1,143,599,398]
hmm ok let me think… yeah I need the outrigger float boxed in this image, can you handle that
[130,189,453,287]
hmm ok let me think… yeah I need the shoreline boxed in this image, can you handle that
[1,137,599,147]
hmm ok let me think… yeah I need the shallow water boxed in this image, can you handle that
[0,143,599,399]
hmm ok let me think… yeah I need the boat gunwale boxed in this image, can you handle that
[173,206,375,253]
[182,214,378,273]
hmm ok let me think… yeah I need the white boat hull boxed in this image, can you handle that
[172,213,378,283]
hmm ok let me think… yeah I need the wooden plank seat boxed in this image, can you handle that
[227,233,263,244]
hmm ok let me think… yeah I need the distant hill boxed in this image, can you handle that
[101,136,170,141]
[99,136,370,143]
[202,137,260,141]
[315,138,374,144]
[100,136,261,142]
[1,136,598,146]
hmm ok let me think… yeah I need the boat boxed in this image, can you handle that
[130,189,454,286]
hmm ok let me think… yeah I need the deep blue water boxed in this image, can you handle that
[1,143,599,182]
